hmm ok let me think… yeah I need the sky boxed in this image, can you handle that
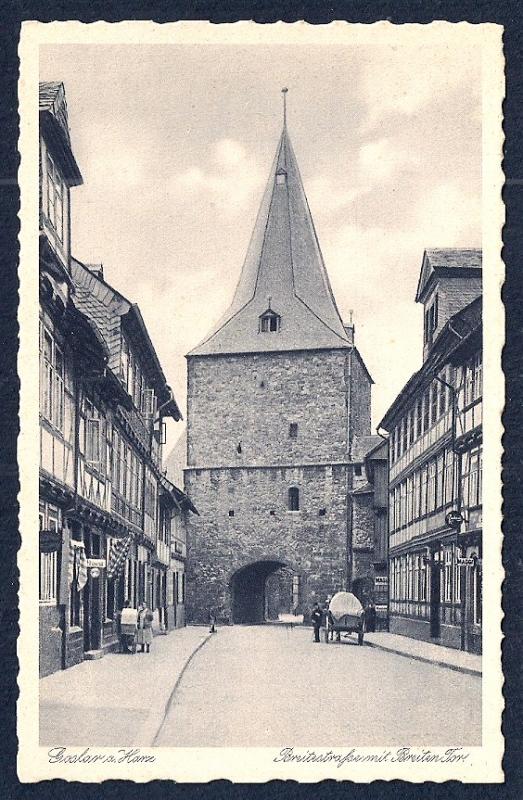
[40,40,482,454]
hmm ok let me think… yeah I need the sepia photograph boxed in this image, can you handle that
[17,21,504,783]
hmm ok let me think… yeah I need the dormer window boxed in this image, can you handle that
[276,168,287,186]
[259,309,281,333]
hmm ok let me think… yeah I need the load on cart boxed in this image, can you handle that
[119,605,138,653]
[325,591,366,645]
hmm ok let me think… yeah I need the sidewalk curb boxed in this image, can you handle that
[364,639,482,677]
[135,631,213,747]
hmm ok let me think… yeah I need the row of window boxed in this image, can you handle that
[459,352,483,409]
[120,335,157,419]
[112,429,143,512]
[390,546,462,605]
[390,446,456,531]
[40,322,67,433]
[390,367,453,465]
[45,152,65,244]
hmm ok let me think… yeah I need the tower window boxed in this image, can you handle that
[289,422,298,439]
[259,310,281,333]
[228,510,235,517]
[319,508,326,517]
[276,168,287,186]
[237,442,242,454]
[288,487,300,512]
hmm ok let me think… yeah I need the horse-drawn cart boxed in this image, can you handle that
[324,591,366,646]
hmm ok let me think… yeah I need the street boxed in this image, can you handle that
[155,625,481,747]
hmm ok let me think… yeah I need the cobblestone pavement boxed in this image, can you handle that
[155,625,481,747]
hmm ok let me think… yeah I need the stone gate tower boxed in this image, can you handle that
[185,114,374,624]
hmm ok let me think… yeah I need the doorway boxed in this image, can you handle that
[430,561,441,639]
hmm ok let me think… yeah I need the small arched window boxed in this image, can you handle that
[276,168,287,186]
[288,487,300,512]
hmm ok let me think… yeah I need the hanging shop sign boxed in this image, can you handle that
[86,558,106,569]
[457,557,476,567]
[445,510,464,528]
[90,567,101,579]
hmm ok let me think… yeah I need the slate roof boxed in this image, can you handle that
[351,435,383,463]
[164,427,187,488]
[188,126,351,356]
[379,295,482,430]
[71,257,181,419]
[39,81,83,185]
[416,248,482,302]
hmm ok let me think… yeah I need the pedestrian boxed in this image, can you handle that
[365,601,377,633]
[117,599,138,653]
[310,602,322,643]
[209,609,217,633]
[137,603,154,653]
[325,604,335,642]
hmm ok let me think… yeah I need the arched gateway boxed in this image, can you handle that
[184,110,375,626]
[230,560,299,624]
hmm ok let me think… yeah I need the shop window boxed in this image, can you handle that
[39,551,58,603]
[443,547,453,603]
[288,487,300,512]
[70,582,82,627]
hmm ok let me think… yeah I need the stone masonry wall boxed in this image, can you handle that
[187,350,351,467]
[350,350,371,447]
[185,464,349,623]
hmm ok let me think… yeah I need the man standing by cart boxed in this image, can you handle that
[310,602,323,643]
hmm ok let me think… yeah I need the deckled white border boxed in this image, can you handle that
[18,20,505,783]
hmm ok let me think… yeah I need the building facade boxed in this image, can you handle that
[184,121,382,624]
[39,82,191,676]
[380,249,482,654]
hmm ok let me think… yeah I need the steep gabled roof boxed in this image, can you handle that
[39,81,83,186]
[71,257,181,419]
[416,248,482,303]
[188,126,351,356]
[379,295,482,430]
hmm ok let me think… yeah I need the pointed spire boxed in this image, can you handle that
[189,121,351,356]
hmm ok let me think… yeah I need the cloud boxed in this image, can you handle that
[170,138,264,216]
[358,137,416,184]
[360,45,481,128]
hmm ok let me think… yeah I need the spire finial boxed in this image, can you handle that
[281,87,288,128]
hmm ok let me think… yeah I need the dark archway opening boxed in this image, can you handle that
[231,560,296,624]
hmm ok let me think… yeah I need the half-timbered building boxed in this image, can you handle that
[379,249,482,654]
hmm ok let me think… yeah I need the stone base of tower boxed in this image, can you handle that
[184,464,351,625]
